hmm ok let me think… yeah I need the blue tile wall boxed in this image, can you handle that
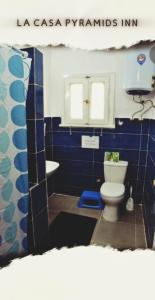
[27,120,36,153]
[44,117,52,131]
[45,116,155,248]
[143,119,155,247]
[25,47,48,253]
[45,117,149,204]
[44,115,155,248]
[25,47,45,185]
[26,85,35,120]
[36,120,45,152]
[26,85,44,119]
[53,146,94,161]
[46,147,53,161]
[35,49,44,86]
[24,48,43,86]
[33,207,49,252]
[30,180,47,218]
[27,201,34,252]
[47,175,54,197]
[28,153,37,183]
[37,151,46,182]
[44,117,54,196]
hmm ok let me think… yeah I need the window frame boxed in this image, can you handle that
[64,77,88,125]
[61,73,115,128]
[88,76,109,126]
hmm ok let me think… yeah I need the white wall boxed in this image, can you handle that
[40,46,155,119]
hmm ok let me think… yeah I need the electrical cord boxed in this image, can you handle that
[141,99,155,119]
[132,102,145,120]
[132,95,155,120]
[131,96,145,119]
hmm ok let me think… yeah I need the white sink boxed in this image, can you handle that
[46,160,59,176]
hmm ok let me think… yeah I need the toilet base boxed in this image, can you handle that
[102,205,118,222]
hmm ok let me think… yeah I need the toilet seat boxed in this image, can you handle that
[100,182,125,199]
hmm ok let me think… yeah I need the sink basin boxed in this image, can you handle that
[46,160,59,176]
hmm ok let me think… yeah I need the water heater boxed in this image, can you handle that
[123,46,155,95]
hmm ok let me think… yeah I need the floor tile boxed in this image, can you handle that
[48,209,60,224]
[135,224,147,249]
[48,193,101,219]
[69,207,101,219]
[91,217,135,249]
[48,194,78,210]
[118,209,135,224]
[48,194,146,250]
[135,205,144,225]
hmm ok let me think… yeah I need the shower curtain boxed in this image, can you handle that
[0,47,31,257]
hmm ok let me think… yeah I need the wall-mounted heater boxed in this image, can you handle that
[123,46,155,119]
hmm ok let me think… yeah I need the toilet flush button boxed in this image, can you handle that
[81,135,99,149]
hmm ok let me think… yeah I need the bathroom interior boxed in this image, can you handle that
[1,43,155,261]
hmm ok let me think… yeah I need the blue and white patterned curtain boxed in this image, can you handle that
[0,47,31,257]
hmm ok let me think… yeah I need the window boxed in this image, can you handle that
[62,73,115,128]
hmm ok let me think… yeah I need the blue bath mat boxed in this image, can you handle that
[78,190,104,209]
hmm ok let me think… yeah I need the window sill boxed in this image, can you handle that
[59,123,115,129]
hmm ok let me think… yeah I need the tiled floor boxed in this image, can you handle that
[48,194,147,250]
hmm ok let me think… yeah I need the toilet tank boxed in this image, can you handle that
[104,161,128,183]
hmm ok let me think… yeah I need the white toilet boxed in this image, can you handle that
[100,160,128,222]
